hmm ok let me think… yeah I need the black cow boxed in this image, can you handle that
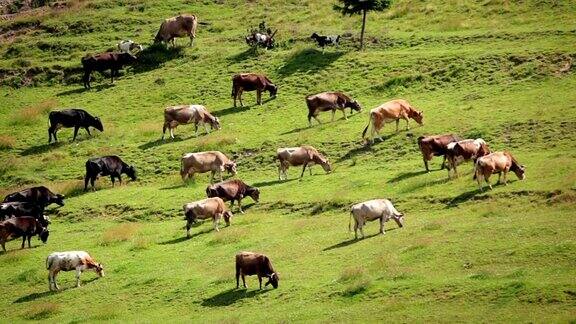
[311,33,340,50]
[0,202,50,226]
[81,52,137,89]
[84,156,137,191]
[0,216,49,252]
[48,109,104,143]
[3,186,64,209]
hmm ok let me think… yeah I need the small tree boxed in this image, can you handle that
[334,0,392,50]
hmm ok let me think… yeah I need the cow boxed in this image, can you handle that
[183,197,233,237]
[276,146,332,180]
[232,73,278,107]
[162,105,220,140]
[474,151,526,191]
[117,39,144,54]
[0,202,50,227]
[235,251,278,289]
[84,156,137,191]
[180,151,237,183]
[362,99,423,144]
[445,138,491,178]
[305,92,361,126]
[48,109,104,143]
[206,179,260,214]
[46,251,104,291]
[245,32,276,49]
[0,216,49,252]
[350,199,404,239]
[154,14,198,47]
[417,134,462,172]
[81,52,137,89]
[3,186,64,209]
[310,33,340,51]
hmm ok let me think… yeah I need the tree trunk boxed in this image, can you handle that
[359,8,367,50]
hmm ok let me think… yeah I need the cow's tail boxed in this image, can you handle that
[361,112,372,139]
[348,211,353,232]
[473,159,481,180]
[46,255,53,270]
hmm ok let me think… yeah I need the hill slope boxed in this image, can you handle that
[0,0,575,322]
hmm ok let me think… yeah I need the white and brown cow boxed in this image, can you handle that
[162,105,220,139]
[417,134,462,172]
[474,151,526,191]
[183,197,233,237]
[362,99,423,144]
[305,91,361,126]
[276,146,332,180]
[350,199,404,239]
[46,251,104,291]
[445,138,491,178]
[180,151,237,182]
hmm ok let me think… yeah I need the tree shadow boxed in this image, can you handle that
[278,48,344,77]
[132,44,186,74]
[323,229,399,251]
[387,170,428,183]
[201,288,269,307]
[251,178,296,188]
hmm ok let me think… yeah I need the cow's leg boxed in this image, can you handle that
[213,216,220,232]
[257,90,262,105]
[239,89,244,107]
[237,199,244,214]
[309,165,313,176]
[242,274,247,288]
[354,220,359,240]
[236,266,240,288]
[117,174,122,185]
[278,164,283,180]
[110,69,115,84]
[503,171,508,185]
[396,119,400,132]
[313,114,322,125]
[48,127,53,143]
[85,127,92,137]
[308,113,314,127]
[48,272,53,291]
[204,123,209,134]
[0,241,5,252]
[110,175,115,187]
[258,275,263,289]
[210,170,216,183]
[27,234,32,248]
[75,268,82,287]
[485,172,493,190]
[21,236,26,249]
[83,71,91,89]
[424,157,430,173]
[72,126,80,142]
[331,109,336,122]
[90,176,97,191]
[441,156,447,170]
[186,220,192,238]
[53,129,58,143]
[300,163,308,179]
[380,217,386,235]
[170,126,175,140]
[342,109,348,120]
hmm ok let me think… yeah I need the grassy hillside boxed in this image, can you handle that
[0,0,575,322]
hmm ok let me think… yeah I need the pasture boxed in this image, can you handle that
[0,0,575,322]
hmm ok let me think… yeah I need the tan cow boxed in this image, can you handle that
[362,99,423,144]
[183,197,233,237]
[474,151,526,191]
[305,91,361,126]
[445,138,491,178]
[154,14,198,46]
[162,105,220,140]
[180,151,237,182]
[276,146,331,180]
[350,199,404,239]
[232,73,277,107]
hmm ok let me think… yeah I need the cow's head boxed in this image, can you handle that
[310,32,319,40]
[265,272,279,289]
[92,116,104,132]
[39,228,49,244]
[95,263,105,277]
[249,187,260,202]
[120,52,138,65]
[52,194,65,206]
[320,159,332,174]
[211,117,221,131]
[513,164,526,180]
[223,210,233,226]
[268,84,278,98]
[224,161,237,176]
[411,110,424,125]
[392,213,405,228]
[125,165,137,181]
[348,100,362,112]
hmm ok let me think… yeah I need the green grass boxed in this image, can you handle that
[0,0,575,322]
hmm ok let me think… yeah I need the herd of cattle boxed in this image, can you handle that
[0,12,527,293]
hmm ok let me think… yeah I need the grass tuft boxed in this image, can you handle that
[100,223,141,246]
[10,98,58,125]
[23,302,60,320]
[0,135,16,150]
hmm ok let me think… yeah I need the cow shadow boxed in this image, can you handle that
[323,229,399,251]
[159,228,213,245]
[201,288,269,307]
[278,48,344,76]
[387,170,428,183]
[251,178,296,188]
[227,47,258,63]
[132,44,186,74]
[56,84,115,97]
[336,134,397,163]
[280,125,309,136]
[19,142,62,156]
[138,136,186,150]
[13,278,99,303]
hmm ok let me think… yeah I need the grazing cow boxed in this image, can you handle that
[154,14,198,46]
[474,151,526,191]
[46,251,104,291]
[350,199,404,239]
[235,251,278,289]
[117,39,144,54]
[180,151,237,183]
[206,179,260,213]
[81,52,137,89]
[84,156,137,191]
[232,73,278,107]
[162,105,220,140]
[305,92,361,126]
[48,109,104,143]
[0,202,50,226]
[276,146,332,180]
[0,216,49,252]
[3,186,64,209]
[417,134,462,172]
[245,32,276,49]
[183,197,233,237]
[445,138,491,178]
[362,99,423,144]
[310,33,340,50]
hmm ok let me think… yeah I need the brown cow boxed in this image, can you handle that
[162,105,220,140]
[446,138,491,178]
[183,197,233,237]
[305,91,361,126]
[474,151,526,191]
[362,99,423,144]
[0,216,49,252]
[276,146,332,180]
[206,179,260,214]
[232,73,278,107]
[154,14,198,46]
[417,134,462,172]
[180,151,237,182]
[235,251,278,289]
